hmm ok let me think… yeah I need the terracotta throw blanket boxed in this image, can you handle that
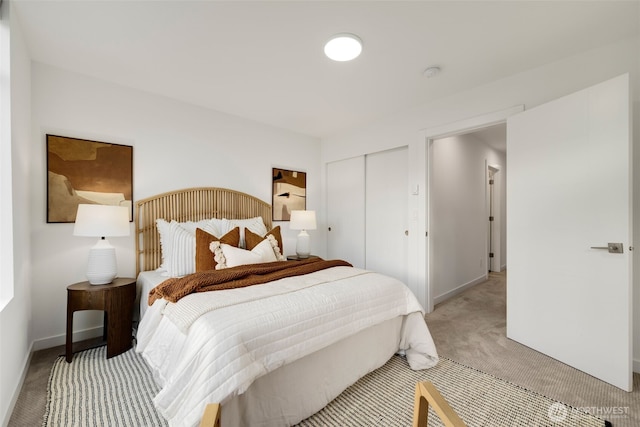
[149,258,352,305]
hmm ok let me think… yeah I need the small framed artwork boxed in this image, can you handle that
[46,134,133,223]
[272,168,306,221]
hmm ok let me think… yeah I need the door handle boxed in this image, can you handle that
[590,243,624,254]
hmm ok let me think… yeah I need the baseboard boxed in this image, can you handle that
[32,325,103,351]
[2,341,34,427]
[634,358,640,374]
[434,273,488,305]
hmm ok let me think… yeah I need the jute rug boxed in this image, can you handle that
[43,346,609,426]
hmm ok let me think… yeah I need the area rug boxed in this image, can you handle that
[43,347,166,427]
[43,346,609,427]
[295,355,610,427]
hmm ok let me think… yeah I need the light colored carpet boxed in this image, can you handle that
[425,271,639,427]
[43,346,608,427]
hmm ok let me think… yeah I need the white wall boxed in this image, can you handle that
[430,133,505,303]
[29,62,322,349]
[321,36,640,363]
[0,2,33,425]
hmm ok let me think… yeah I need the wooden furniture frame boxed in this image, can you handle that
[199,403,221,427]
[413,381,466,427]
[135,187,272,275]
[66,278,136,362]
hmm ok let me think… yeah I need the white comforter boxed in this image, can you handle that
[136,266,438,427]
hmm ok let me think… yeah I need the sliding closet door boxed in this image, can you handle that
[327,157,365,268]
[366,147,409,285]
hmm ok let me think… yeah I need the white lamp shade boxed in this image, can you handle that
[290,210,317,230]
[73,204,130,237]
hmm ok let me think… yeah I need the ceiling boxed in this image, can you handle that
[13,1,640,139]
[467,123,506,153]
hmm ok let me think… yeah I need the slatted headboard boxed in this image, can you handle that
[135,187,272,274]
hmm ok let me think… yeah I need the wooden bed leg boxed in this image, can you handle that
[412,381,467,427]
[199,403,221,427]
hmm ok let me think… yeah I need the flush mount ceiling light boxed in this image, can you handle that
[324,33,362,61]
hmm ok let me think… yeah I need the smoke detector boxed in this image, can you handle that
[423,66,441,78]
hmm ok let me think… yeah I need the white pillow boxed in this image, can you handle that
[156,218,223,277]
[220,217,268,248]
[213,239,277,269]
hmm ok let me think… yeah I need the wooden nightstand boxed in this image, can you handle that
[66,277,136,362]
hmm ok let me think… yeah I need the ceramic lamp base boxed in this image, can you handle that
[296,230,311,259]
[86,238,117,285]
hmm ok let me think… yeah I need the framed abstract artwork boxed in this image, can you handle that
[46,134,133,223]
[272,168,306,221]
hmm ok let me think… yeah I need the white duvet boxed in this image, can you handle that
[136,266,438,427]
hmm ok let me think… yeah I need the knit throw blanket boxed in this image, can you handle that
[148,258,352,304]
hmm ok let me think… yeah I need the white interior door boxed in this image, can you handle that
[327,156,365,268]
[366,147,409,284]
[506,74,632,391]
[488,164,502,273]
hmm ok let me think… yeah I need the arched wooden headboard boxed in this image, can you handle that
[135,187,272,274]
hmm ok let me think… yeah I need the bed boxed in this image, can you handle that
[134,187,439,427]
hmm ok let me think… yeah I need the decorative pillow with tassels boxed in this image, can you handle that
[245,226,284,259]
[195,227,240,271]
[211,238,281,269]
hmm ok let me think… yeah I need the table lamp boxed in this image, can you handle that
[290,210,316,259]
[73,204,130,285]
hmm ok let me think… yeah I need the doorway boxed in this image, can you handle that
[420,105,523,312]
[428,124,506,306]
[487,163,502,273]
